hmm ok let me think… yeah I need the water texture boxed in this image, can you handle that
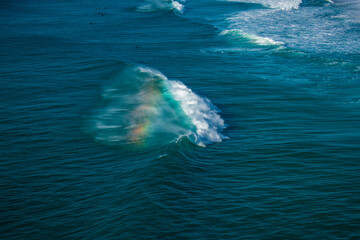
[1,0,360,239]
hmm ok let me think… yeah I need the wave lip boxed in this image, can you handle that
[220,29,284,46]
[137,0,186,14]
[89,66,226,147]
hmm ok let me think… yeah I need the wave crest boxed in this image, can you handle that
[220,29,284,46]
[137,0,186,14]
[224,0,302,10]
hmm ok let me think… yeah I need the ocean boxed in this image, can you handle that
[1,0,360,239]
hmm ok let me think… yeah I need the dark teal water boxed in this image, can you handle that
[1,0,360,239]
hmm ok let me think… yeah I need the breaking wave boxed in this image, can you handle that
[88,66,226,147]
[220,29,284,46]
[224,0,302,10]
[137,0,187,14]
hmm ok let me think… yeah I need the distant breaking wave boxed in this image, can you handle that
[89,66,226,147]
[137,0,187,14]
[220,29,284,46]
[224,0,302,10]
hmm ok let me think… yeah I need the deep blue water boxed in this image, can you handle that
[1,0,360,239]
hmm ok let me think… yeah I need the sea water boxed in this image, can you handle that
[1,0,360,239]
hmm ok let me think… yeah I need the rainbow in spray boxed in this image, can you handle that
[89,66,226,147]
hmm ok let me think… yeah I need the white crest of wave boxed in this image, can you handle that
[220,29,284,46]
[138,66,167,80]
[137,0,185,14]
[167,80,226,147]
[224,0,302,10]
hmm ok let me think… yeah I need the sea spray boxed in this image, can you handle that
[88,66,226,147]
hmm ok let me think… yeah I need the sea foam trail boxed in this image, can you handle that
[220,29,284,46]
[137,0,186,14]
[224,0,302,10]
[89,66,226,147]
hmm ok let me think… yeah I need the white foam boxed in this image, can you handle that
[220,29,284,46]
[167,80,226,147]
[172,1,185,13]
[224,0,302,10]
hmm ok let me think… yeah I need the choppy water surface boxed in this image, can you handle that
[1,0,360,239]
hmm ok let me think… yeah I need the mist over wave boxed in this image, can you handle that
[88,66,226,147]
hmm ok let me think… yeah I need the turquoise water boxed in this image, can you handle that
[1,0,360,239]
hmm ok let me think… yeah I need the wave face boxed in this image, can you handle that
[137,0,186,14]
[220,29,284,46]
[89,66,226,147]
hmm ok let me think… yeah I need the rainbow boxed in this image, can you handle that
[128,77,164,145]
